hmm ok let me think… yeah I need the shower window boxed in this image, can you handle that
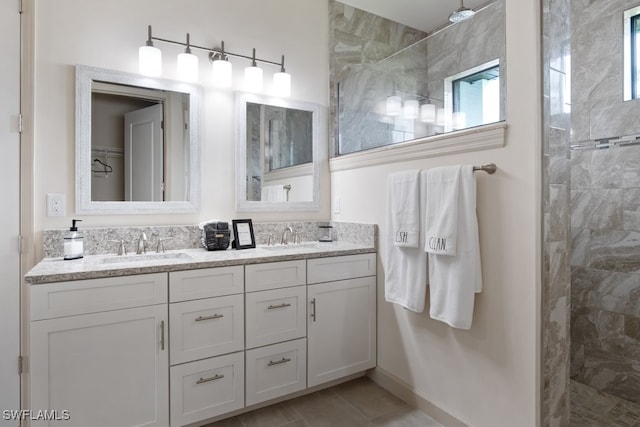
[624,6,640,100]
[444,59,500,132]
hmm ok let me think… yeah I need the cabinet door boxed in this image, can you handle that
[30,305,169,427]
[307,276,376,387]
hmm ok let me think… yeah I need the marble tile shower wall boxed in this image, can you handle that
[542,0,572,424]
[328,0,426,155]
[335,0,505,155]
[571,0,640,143]
[570,147,640,404]
[568,0,640,407]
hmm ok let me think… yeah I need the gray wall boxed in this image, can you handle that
[569,0,640,406]
[541,0,572,424]
[572,0,640,142]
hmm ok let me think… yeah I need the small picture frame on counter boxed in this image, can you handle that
[232,219,256,249]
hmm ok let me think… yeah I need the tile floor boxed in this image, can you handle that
[570,380,640,427]
[205,377,443,427]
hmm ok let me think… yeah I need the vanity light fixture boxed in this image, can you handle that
[176,33,199,83]
[386,96,402,116]
[138,26,162,77]
[420,103,436,123]
[448,0,476,23]
[402,100,419,119]
[244,48,264,93]
[273,56,292,97]
[210,41,232,88]
[138,25,291,97]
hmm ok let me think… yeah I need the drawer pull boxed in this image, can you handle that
[160,320,165,351]
[195,314,224,322]
[267,303,292,310]
[267,357,292,367]
[196,374,225,384]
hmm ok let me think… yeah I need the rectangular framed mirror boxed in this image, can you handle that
[75,65,201,214]
[235,92,326,212]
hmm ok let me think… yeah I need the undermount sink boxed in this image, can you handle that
[99,252,192,264]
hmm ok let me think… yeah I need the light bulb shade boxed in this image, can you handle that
[452,111,467,130]
[436,108,447,126]
[139,45,162,77]
[420,103,436,123]
[386,96,402,116]
[211,59,232,88]
[273,71,291,97]
[244,65,263,92]
[403,100,419,119]
[177,52,199,82]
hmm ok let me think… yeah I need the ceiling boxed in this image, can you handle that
[337,0,490,33]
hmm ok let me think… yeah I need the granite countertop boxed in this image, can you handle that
[25,241,376,285]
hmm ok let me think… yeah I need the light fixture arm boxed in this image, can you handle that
[146,25,154,46]
[146,25,284,68]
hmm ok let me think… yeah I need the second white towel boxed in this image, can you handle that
[427,165,482,330]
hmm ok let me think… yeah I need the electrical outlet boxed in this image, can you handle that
[332,196,341,214]
[47,193,65,217]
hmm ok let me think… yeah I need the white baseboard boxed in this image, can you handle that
[367,368,471,427]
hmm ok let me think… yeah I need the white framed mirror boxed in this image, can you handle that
[235,92,326,212]
[75,65,201,214]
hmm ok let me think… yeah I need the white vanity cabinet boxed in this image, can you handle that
[244,260,307,406]
[306,253,377,388]
[29,273,169,427]
[27,249,377,427]
[168,267,245,427]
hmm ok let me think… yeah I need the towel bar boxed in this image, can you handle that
[472,163,497,174]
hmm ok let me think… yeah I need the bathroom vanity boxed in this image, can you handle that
[25,242,376,427]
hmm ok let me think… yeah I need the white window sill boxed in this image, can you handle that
[329,122,507,172]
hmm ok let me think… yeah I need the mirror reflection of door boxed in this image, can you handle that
[124,104,164,201]
[90,81,191,203]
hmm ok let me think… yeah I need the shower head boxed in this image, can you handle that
[448,0,476,23]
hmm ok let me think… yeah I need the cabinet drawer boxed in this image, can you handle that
[246,338,306,406]
[170,294,244,365]
[246,286,306,349]
[169,266,244,302]
[307,253,376,284]
[245,260,306,292]
[31,273,167,321]
[170,352,244,427]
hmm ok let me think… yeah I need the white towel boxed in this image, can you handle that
[426,165,482,329]
[384,170,428,312]
[388,170,421,248]
[424,165,461,256]
[261,185,287,202]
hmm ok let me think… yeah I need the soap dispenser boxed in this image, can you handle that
[63,219,84,260]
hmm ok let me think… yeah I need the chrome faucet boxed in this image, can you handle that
[136,232,149,254]
[280,227,293,245]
